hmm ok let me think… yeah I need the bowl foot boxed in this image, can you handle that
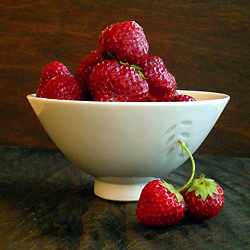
[94,177,158,202]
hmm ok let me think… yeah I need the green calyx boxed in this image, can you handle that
[107,52,147,79]
[160,180,184,203]
[186,174,219,201]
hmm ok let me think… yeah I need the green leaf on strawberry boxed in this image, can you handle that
[130,64,142,71]
[119,61,147,79]
[160,181,184,203]
[137,70,147,80]
[185,174,219,201]
[107,52,117,61]
[107,54,147,79]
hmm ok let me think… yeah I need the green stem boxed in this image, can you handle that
[107,53,147,79]
[176,140,196,193]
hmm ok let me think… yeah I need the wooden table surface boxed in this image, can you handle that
[0,0,250,157]
[0,146,249,249]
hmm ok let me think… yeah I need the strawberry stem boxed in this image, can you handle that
[106,53,147,79]
[120,61,147,79]
[176,140,196,193]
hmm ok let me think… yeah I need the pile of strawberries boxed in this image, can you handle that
[36,21,195,102]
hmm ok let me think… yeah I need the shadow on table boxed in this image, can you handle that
[0,147,96,248]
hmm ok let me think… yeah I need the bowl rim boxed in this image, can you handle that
[27,90,230,105]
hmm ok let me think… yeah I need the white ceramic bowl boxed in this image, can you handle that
[27,90,230,201]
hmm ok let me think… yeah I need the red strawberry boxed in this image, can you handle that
[142,56,177,102]
[180,174,224,221]
[88,60,149,102]
[74,50,103,100]
[172,94,196,102]
[136,180,186,227]
[36,61,72,97]
[98,21,149,67]
[40,75,82,100]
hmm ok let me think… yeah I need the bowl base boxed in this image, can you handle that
[94,177,158,202]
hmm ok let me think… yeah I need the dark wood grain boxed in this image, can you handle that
[0,147,249,249]
[0,0,249,157]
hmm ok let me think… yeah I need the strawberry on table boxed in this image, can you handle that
[36,61,72,97]
[74,50,103,100]
[136,180,186,227]
[88,60,149,102]
[98,21,149,68]
[142,56,177,102]
[180,174,225,221]
[136,140,225,227]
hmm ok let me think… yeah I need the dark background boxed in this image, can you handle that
[1,0,249,157]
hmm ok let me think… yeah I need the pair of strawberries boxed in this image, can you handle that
[136,140,225,227]
[36,21,195,102]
